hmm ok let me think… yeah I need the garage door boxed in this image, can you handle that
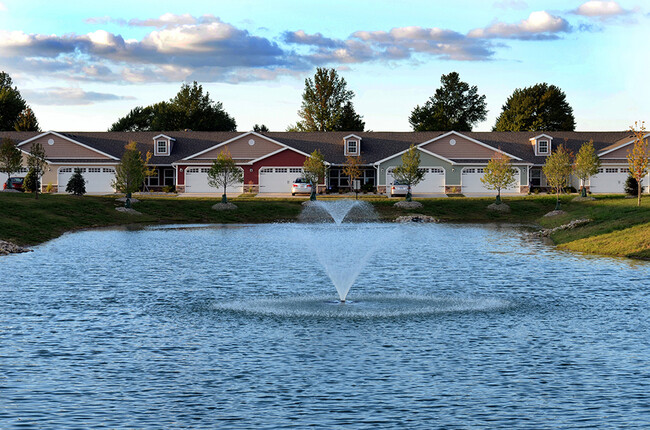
[462,167,520,193]
[589,167,628,194]
[185,167,243,194]
[259,167,303,193]
[386,167,445,193]
[58,167,116,194]
[1,168,28,188]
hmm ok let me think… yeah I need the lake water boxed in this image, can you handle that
[1,222,649,428]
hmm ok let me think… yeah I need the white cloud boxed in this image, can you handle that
[22,87,136,105]
[493,0,528,9]
[573,1,632,20]
[0,2,6,12]
[468,11,571,40]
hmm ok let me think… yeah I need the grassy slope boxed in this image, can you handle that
[1,193,648,259]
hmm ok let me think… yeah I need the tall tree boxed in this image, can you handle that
[26,142,47,199]
[627,121,649,207]
[481,151,516,204]
[207,150,244,204]
[392,145,425,201]
[302,149,326,201]
[409,72,487,132]
[334,101,365,131]
[112,141,146,208]
[110,82,237,132]
[542,144,573,210]
[494,83,576,131]
[0,138,23,188]
[573,140,601,197]
[0,71,40,131]
[295,68,363,132]
[253,124,269,132]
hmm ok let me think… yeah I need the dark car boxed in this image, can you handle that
[3,177,24,191]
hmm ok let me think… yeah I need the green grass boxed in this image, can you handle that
[2,192,648,260]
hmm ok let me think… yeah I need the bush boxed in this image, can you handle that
[45,183,54,193]
[360,182,375,193]
[624,175,639,196]
[66,168,86,196]
[162,184,176,193]
[23,168,40,193]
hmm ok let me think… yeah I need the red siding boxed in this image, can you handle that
[247,150,307,184]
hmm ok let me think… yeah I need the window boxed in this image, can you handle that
[538,140,549,154]
[186,168,199,173]
[275,168,288,173]
[620,167,629,173]
[200,168,210,173]
[60,167,73,173]
[476,168,484,173]
[605,168,618,173]
[103,168,115,173]
[88,168,101,173]
[463,168,475,175]
[289,168,303,173]
[347,140,358,154]
[157,140,167,154]
[431,168,444,175]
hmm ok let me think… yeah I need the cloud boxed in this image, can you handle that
[22,87,136,105]
[0,2,7,12]
[572,1,633,20]
[283,30,345,48]
[468,11,571,40]
[493,0,528,9]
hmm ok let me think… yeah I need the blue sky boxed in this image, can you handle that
[0,0,647,132]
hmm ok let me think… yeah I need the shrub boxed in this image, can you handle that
[162,184,176,193]
[23,168,40,193]
[624,175,639,196]
[66,168,86,196]
[45,183,54,193]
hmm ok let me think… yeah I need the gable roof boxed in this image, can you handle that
[598,133,650,157]
[17,131,120,160]
[182,131,312,160]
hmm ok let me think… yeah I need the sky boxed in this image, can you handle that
[0,0,648,132]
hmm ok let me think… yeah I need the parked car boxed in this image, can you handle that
[389,180,410,197]
[291,178,312,196]
[3,177,24,192]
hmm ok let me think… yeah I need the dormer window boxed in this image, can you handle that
[530,134,553,156]
[157,140,167,154]
[343,134,362,156]
[538,140,549,154]
[152,134,175,156]
[347,140,358,154]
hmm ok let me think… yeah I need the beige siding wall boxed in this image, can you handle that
[601,144,650,159]
[421,135,497,159]
[21,135,111,159]
[194,136,282,159]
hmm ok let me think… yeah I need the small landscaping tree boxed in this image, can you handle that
[342,155,363,199]
[26,141,47,199]
[480,151,516,205]
[0,137,23,189]
[624,175,638,196]
[23,167,39,193]
[112,141,145,208]
[542,144,573,210]
[391,144,425,201]
[65,168,86,196]
[302,149,326,201]
[143,150,156,192]
[627,121,649,207]
[207,149,244,203]
[573,139,601,197]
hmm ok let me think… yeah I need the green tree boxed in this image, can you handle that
[295,68,363,132]
[494,83,576,131]
[0,137,23,188]
[23,168,40,193]
[112,141,146,207]
[334,101,365,131]
[65,168,86,196]
[624,175,638,196]
[0,71,40,131]
[480,151,516,204]
[542,144,573,210]
[110,82,237,132]
[409,72,487,132]
[391,145,425,201]
[627,121,649,207]
[207,149,244,203]
[573,140,601,197]
[253,124,269,132]
[26,141,47,199]
[342,155,363,199]
[302,149,326,201]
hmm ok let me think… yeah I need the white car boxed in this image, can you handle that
[389,180,410,197]
[291,178,312,196]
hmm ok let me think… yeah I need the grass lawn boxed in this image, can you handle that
[1,192,648,259]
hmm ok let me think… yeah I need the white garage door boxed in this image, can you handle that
[589,167,628,194]
[185,167,243,194]
[58,167,116,194]
[462,167,520,194]
[386,167,445,193]
[259,167,303,193]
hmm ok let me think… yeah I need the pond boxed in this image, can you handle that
[1,220,649,428]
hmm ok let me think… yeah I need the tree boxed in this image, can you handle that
[112,141,146,207]
[65,168,86,196]
[627,121,649,207]
[302,149,326,201]
[0,137,23,188]
[480,151,516,204]
[573,140,601,197]
[295,68,363,132]
[624,175,638,196]
[253,124,269,132]
[542,144,573,210]
[334,101,365,131]
[494,83,576,131]
[23,168,40,193]
[26,142,47,199]
[0,71,40,131]
[342,155,363,199]
[207,149,244,204]
[109,82,237,132]
[409,72,487,132]
[391,145,425,201]
[143,150,156,192]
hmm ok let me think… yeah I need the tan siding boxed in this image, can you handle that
[421,135,497,159]
[194,136,283,159]
[21,135,110,159]
[600,144,650,159]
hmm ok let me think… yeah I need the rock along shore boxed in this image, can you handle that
[0,240,32,256]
